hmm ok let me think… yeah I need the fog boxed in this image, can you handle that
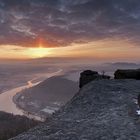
[0,58,140,118]
[0,58,140,93]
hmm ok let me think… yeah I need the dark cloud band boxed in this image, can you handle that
[0,0,140,47]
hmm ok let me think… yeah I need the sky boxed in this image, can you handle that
[0,0,140,61]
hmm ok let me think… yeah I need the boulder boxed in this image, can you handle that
[138,94,140,108]
[79,70,110,88]
[114,69,140,80]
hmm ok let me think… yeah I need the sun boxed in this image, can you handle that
[27,47,51,58]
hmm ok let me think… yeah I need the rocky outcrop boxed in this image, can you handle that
[114,69,140,80]
[138,94,140,107]
[11,80,140,140]
[79,70,110,88]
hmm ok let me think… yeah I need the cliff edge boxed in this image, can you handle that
[11,79,140,140]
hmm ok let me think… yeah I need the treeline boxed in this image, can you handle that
[0,111,40,140]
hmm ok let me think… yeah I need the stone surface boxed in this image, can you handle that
[114,69,140,80]
[11,80,140,140]
[79,70,110,88]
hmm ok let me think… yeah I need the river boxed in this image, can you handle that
[0,68,63,121]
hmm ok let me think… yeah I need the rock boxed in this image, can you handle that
[79,70,110,88]
[114,69,140,80]
[79,70,98,88]
[138,94,140,107]
[11,80,140,140]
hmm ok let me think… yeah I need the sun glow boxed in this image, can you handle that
[1,38,140,60]
[27,47,51,58]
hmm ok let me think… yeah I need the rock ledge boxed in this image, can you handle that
[11,80,140,140]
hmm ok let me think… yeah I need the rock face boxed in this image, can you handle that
[79,70,110,88]
[138,94,140,107]
[11,80,140,140]
[114,69,140,80]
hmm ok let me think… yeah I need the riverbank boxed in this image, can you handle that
[13,73,79,120]
[0,68,63,121]
[12,82,45,121]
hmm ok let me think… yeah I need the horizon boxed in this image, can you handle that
[0,57,140,66]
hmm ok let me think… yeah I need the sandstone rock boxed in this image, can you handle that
[11,80,140,140]
[79,70,110,88]
[114,69,140,80]
[79,70,98,88]
[138,94,140,107]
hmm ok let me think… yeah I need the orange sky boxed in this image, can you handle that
[0,38,140,62]
[0,0,140,63]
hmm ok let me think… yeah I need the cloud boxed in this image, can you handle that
[0,0,140,47]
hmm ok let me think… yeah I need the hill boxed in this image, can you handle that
[14,76,78,118]
[12,79,140,140]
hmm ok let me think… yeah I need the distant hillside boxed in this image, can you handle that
[0,111,39,140]
[111,62,139,67]
[15,76,78,117]
[105,62,140,68]
[12,80,140,140]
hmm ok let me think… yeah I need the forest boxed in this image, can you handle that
[0,111,40,140]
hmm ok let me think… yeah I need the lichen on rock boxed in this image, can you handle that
[11,79,140,140]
